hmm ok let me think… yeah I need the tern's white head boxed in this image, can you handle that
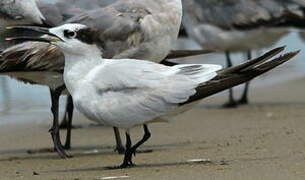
[7,23,101,58]
[47,24,101,57]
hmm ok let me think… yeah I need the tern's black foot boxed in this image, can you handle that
[222,101,238,108]
[119,162,136,169]
[105,163,136,170]
[63,144,71,150]
[114,146,126,154]
[237,97,249,105]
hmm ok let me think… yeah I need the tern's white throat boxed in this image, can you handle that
[61,43,103,95]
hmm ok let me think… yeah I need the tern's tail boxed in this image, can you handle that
[181,47,300,105]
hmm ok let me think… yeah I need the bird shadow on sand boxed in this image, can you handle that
[0,141,193,162]
[200,102,305,109]
[50,160,220,173]
[48,154,293,173]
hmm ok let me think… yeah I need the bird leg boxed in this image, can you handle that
[49,85,71,158]
[222,51,238,108]
[238,50,252,105]
[59,96,73,129]
[63,95,74,149]
[120,125,151,168]
[113,127,125,154]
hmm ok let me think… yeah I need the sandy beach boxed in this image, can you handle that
[0,76,305,180]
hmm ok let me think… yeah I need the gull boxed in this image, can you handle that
[0,0,116,158]
[2,0,211,158]
[0,0,49,51]
[8,23,299,168]
[181,0,305,107]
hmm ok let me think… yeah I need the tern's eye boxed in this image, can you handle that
[64,30,77,38]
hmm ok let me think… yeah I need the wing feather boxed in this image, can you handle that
[81,60,221,128]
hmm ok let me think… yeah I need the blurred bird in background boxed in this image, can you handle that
[182,0,305,107]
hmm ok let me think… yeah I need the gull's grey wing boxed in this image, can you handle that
[37,2,64,26]
[82,60,220,128]
[0,0,24,20]
[56,0,117,10]
[66,2,151,59]
[183,0,305,30]
[66,0,180,61]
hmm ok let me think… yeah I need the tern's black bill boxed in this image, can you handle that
[6,25,52,35]
[5,36,61,43]
[5,25,63,43]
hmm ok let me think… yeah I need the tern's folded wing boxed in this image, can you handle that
[85,60,221,127]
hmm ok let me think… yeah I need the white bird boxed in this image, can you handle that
[181,0,305,107]
[9,23,298,168]
[1,0,211,158]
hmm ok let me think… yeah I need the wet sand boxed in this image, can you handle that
[1,77,305,180]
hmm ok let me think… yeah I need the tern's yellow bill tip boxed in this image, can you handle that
[5,38,13,41]
[5,26,13,30]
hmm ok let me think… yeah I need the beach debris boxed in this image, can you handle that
[219,159,229,165]
[95,175,130,180]
[33,171,39,175]
[82,149,100,154]
[187,158,212,164]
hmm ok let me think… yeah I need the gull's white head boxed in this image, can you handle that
[47,24,100,56]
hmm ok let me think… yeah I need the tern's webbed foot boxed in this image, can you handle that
[114,146,126,154]
[237,97,249,105]
[222,100,238,108]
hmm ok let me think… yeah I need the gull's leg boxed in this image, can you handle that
[49,85,71,158]
[222,51,238,108]
[120,125,151,168]
[113,127,125,154]
[63,95,74,149]
[238,50,252,105]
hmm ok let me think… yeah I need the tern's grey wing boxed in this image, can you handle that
[66,2,154,59]
[183,0,305,30]
[85,60,220,128]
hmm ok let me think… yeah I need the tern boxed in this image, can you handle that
[8,23,298,168]
[1,0,212,158]
[181,0,305,107]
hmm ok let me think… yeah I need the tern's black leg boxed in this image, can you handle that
[113,127,125,154]
[238,51,252,105]
[222,51,237,108]
[49,85,71,158]
[63,95,74,149]
[120,125,151,168]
